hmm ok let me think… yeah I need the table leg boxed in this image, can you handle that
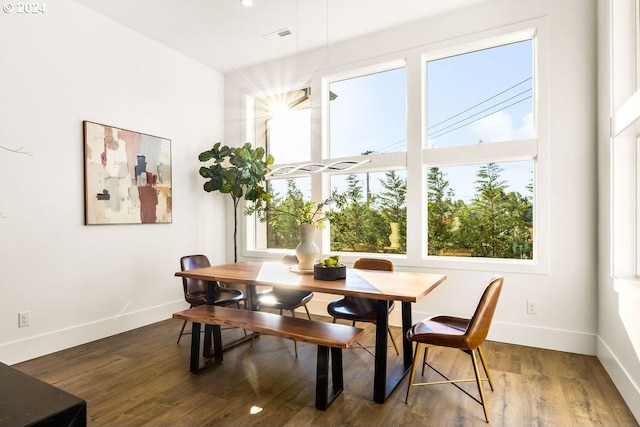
[373,300,389,403]
[190,321,201,374]
[202,282,257,359]
[401,301,413,368]
[203,281,217,357]
[373,300,414,403]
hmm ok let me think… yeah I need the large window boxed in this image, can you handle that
[329,67,407,156]
[253,88,313,251]
[326,65,407,254]
[424,37,536,260]
[246,28,543,269]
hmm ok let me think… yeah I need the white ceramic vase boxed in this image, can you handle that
[295,224,320,270]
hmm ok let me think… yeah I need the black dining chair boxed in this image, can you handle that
[251,287,314,356]
[177,254,245,344]
[326,257,399,356]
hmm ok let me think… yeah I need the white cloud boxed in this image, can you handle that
[469,110,534,142]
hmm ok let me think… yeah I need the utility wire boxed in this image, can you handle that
[428,77,532,131]
[428,88,531,137]
[349,78,533,155]
[429,95,532,140]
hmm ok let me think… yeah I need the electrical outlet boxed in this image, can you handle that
[526,300,538,315]
[18,311,30,327]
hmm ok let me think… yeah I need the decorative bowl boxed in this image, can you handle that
[314,264,346,281]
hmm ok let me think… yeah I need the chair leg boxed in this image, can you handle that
[291,309,298,357]
[304,304,312,320]
[234,302,248,336]
[405,342,423,403]
[477,345,494,390]
[421,345,429,375]
[471,349,490,423]
[387,326,399,355]
[177,319,188,344]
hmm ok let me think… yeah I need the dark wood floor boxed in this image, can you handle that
[14,315,639,427]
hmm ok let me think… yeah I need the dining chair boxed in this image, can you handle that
[251,288,314,356]
[177,254,245,344]
[326,257,398,356]
[404,275,504,423]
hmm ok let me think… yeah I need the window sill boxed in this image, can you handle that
[243,249,547,275]
[612,276,640,295]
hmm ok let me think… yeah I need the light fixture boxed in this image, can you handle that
[240,0,253,7]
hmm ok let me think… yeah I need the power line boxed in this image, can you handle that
[428,77,532,131]
[428,95,532,140]
[378,137,406,153]
[350,77,533,155]
[428,89,531,138]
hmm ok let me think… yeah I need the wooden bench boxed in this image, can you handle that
[173,305,365,410]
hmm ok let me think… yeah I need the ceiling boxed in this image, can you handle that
[73,0,489,74]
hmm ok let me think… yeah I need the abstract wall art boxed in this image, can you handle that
[83,121,172,225]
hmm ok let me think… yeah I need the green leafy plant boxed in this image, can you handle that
[198,142,274,261]
[253,189,346,229]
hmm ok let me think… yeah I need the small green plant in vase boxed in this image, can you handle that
[251,190,346,270]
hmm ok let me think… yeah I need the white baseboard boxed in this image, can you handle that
[307,296,598,355]
[1,300,187,366]
[597,337,640,424]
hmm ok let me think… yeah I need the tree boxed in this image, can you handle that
[265,180,303,249]
[465,163,511,257]
[330,174,386,252]
[260,179,346,249]
[198,142,274,261]
[427,167,454,255]
[377,170,407,252]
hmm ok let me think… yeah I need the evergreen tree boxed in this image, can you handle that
[330,174,386,252]
[377,171,407,252]
[466,163,511,257]
[427,167,454,255]
[266,180,304,249]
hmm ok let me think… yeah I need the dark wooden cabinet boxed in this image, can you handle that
[0,362,86,426]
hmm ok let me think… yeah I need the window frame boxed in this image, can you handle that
[610,0,640,282]
[241,21,549,275]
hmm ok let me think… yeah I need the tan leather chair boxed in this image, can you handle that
[404,275,504,423]
[326,258,398,355]
[177,255,245,344]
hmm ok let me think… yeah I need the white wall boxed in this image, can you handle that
[0,0,226,365]
[226,0,598,355]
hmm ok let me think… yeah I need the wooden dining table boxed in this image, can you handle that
[174,261,446,404]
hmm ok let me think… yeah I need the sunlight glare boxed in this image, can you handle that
[249,405,263,415]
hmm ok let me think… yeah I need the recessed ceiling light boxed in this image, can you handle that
[240,0,253,6]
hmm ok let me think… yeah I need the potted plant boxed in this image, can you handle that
[198,142,274,262]
[257,191,345,227]
[253,190,346,270]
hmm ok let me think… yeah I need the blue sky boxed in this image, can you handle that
[268,39,534,202]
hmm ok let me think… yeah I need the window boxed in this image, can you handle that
[325,64,407,254]
[329,67,407,156]
[610,0,640,279]
[330,170,407,253]
[244,27,546,272]
[253,88,313,251]
[255,88,311,164]
[265,177,311,249]
[424,36,536,260]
